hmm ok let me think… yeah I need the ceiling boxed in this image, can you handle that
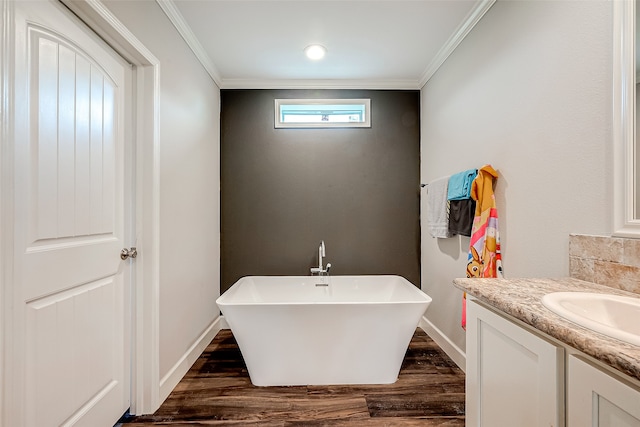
[160,0,494,89]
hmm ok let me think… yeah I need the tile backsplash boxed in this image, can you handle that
[569,234,640,295]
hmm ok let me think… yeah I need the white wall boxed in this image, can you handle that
[102,0,221,389]
[420,0,612,357]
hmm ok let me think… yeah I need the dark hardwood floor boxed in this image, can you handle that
[121,328,465,426]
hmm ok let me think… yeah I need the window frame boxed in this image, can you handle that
[274,98,371,129]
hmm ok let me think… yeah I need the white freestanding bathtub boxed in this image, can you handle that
[216,275,432,386]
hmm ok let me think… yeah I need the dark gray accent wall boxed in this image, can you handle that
[220,89,420,293]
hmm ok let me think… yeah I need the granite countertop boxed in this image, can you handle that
[453,277,640,382]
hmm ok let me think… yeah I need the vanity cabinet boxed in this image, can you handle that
[467,297,640,427]
[466,298,564,427]
[567,355,640,427]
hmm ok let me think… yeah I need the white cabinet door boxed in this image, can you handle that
[568,356,640,427]
[466,299,564,427]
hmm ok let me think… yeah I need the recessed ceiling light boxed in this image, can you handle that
[304,44,327,60]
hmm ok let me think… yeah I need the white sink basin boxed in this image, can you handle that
[541,292,640,346]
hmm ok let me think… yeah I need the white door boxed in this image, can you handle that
[466,299,564,427]
[8,1,133,426]
[568,356,640,427]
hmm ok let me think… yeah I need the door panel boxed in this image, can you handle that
[11,1,132,426]
[25,278,123,427]
[30,34,118,240]
[29,29,119,239]
[466,299,564,427]
[568,356,640,427]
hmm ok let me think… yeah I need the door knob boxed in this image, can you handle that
[120,247,137,260]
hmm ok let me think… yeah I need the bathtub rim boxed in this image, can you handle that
[216,274,432,307]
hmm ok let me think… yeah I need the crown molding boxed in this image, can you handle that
[155,0,222,87]
[220,78,422,90]
[419,0,496,88]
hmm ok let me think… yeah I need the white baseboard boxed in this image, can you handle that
[158,315,225,403]
[419,316,466,372]
[219,315,229,329]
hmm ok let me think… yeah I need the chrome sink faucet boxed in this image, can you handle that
[310,240,331,276]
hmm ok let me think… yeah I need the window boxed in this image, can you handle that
[275,98,371,128]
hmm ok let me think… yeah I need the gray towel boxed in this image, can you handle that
[426,176,453,238]
[448,199,475,236]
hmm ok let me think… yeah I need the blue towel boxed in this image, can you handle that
[447,169,477,200]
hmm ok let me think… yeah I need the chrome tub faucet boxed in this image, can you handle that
[310,240,331,276]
